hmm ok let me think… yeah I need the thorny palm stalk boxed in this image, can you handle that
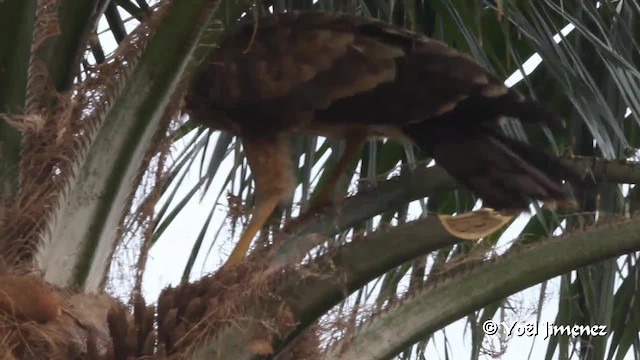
[0,0,107,264]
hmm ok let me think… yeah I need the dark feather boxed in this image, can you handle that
[403,97,577,210]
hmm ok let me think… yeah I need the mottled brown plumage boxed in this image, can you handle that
[184,11,578,266]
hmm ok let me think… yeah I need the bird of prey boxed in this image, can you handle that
[184,11,578,267]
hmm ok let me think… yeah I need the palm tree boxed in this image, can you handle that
[1,0,639,359]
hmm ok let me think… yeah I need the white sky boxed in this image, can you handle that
[96,7,634,360]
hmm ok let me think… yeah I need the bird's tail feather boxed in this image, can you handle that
[405,119,581,211]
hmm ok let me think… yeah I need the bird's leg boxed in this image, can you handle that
[223,136,294,267]
[285,133,366,230]
[309,134,366,211]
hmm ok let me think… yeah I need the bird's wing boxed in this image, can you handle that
[195,11,562,131]
[198,12,395,108]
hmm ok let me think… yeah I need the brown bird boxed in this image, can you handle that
[184,11,578,267]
